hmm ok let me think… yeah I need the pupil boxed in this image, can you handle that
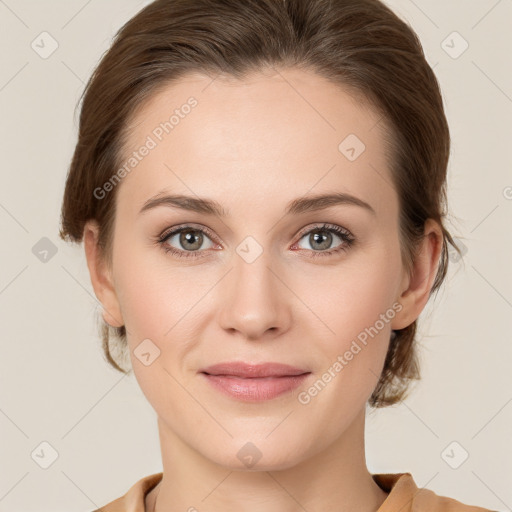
[312,231,331,250]
[181,230,202,250]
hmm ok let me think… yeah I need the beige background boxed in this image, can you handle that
[0,0,511,510]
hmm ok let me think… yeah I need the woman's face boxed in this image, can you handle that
[98,68,413,469]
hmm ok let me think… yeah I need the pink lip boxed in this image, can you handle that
[199,362,311,401]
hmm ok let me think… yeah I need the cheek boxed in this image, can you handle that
[302,274,399,416]
[312,253,400,336]
[117,266,165,335]
[113,242,201,338]
[303,246,402,385]
[113,255,201,401]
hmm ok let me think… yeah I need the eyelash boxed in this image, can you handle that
[156,223,355,260]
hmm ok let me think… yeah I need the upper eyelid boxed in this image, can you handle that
[160,223,217,243]
[296,223,352,239]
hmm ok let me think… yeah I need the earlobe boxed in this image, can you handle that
[83,220,124,328]
[391,219,443,331]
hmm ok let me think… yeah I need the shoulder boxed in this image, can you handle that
[413,485,496,511]
[89,472,163,512]
[374,472,496,512]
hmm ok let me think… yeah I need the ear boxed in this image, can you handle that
[391,219,444,330]
[83,220,124,328]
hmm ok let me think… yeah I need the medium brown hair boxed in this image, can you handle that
[59,0,461,407]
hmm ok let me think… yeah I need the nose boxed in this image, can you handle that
[217,251,292,341]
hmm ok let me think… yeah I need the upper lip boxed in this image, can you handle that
[200,362,310,378]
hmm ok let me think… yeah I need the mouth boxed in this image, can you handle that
[199,361,311,401]
[199,361,310,378]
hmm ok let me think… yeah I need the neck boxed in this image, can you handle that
[147,408,388,512]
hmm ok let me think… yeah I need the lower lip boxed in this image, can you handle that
[201,373,311,401]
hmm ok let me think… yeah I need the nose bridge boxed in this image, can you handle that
[218,240,288,338]
[232,241,277,305]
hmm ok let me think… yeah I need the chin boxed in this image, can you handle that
[206,438,308,472]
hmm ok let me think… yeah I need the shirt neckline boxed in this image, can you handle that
[101,471,419,512]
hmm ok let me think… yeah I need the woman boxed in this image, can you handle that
[59,0,495,510]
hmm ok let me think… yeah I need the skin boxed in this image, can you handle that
[84,67,442,512]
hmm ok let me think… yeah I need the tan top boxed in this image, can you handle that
[92,472,495,511]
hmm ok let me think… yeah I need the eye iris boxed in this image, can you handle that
[310,230,332,250]
[180,230,203,250]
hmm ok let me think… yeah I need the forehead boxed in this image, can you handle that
[116,67,397,221]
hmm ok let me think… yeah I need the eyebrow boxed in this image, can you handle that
[139,191,376,217]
